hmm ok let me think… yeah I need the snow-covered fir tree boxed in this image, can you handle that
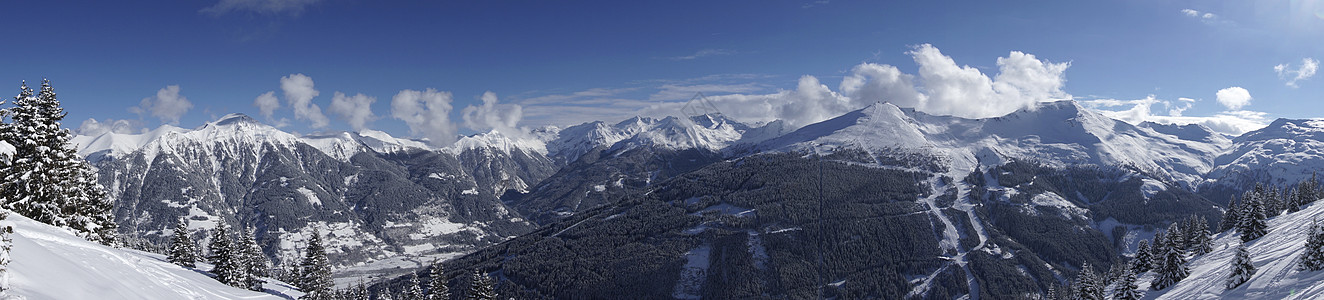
[239,226,269,291]
[1112,263,1142,300]
[1186,216,1214,255]
[1298,219,1324,271]
[467,269,496,300]
[1150,239,1189,290]
[0,80,116,245]
[378,288,395,300]
[1226,242,1256,290]
[1220,197,1242,232]
[299,229,334,300]
[1133,239,1153,273]
[1072,263,1103,300]
[167,218,197,268]
[404,273,424,300]
[1237,191,1268,242]
[1044,284,1057,300]
[209,223,248,288]
[427,261,450,300]
[1149,230,1168,271]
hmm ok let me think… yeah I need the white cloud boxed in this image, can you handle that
[648,83,767,101]
[253,91,281,120]
[1180,9,1220,24]
[280,73,329,129]
[328,92,377,131]
[839,63,925,108]
[76,118,145,136]
[1275,58,1319,88]
[669,75,853,129]
[1216,87,1252,110]
[201,0,322,16]
[842,44,1070,119]
[391,89,458,147]
[520,44,1070,128]
[1170,97,1195,116]
[129,85,193,124]
[461,92,523,136]
[669,49,736,61]
[1083,96,1268,136]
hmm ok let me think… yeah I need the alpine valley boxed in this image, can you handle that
[70,100,1324,298]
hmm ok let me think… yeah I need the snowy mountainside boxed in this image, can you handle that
[73,113,550,285]
[759,101,1228,188]
[1140,200,1324,299]
[543,113,787,165]
[1203,118,1324,204]
[1,210,301,299]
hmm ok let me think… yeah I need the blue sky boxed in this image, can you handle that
[2,0,1321,144]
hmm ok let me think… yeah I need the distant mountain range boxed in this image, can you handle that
[71,100,1324,296]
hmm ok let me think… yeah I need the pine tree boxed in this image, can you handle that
[1181,215,1213,256]
[1299,219,1324,271]
[404,273,424,300]
[1227,243,1256,289]
[1220,197,1242,232]
[1237,193,1268,242]
[299,229,334,300]
[1045,284,1057,300]
[168,218,197,268]
[0,80,116,245]
[427,261,449,300]
[239,226,269,291]
[356,281,371,300]
[1150,241,1189,290]
[378,288,395,300]
[1165,222,1187,253]
[1112,263,1142,300]
[1133,239,1153,273]
[1149,231,1167,271]
[1073,263,1103,300]
[209,223,247,288]
[466,269,496,300]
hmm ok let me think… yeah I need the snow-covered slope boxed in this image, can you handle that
[1141,200,1324,299]
[544,113,787,165]
[2,210,301,299]
[1205,118,1324,192]
[759,101,1229,188]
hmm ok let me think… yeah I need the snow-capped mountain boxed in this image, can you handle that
[543,113,787,165]
[72,113,552,285]
[1,209,302,299]
[1203,118,1324,204]
[759,101,1230,189]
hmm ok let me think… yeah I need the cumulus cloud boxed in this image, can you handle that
[328,92,377,131]
[391,89,458,147]
[129,85,194,124]
[280,73,329,128]
[1275,58,1319,88]
[461,92,524,136]
[522,44,1070,128]
[1216,87,1252,110]
[201,0,322,16]
[253,91,281,119]
[840,44,1070,119]
[76,118,145,136]
[839,63,925,108]
[669,49,736,61]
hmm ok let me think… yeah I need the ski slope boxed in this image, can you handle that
[1,210,302,299]
[1141,201,1324,299]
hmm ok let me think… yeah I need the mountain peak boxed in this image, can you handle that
[212,113,260,126]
